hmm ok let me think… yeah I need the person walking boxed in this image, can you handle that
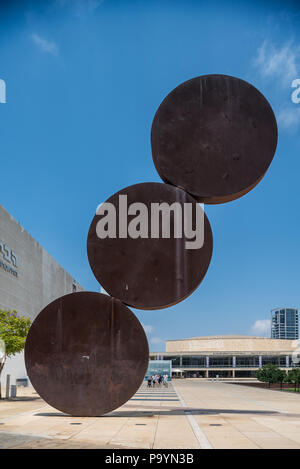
[163,374,168,387]
[147,376,152,388]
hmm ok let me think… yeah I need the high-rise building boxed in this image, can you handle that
[271,308,299,340]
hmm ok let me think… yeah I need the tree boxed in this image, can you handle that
[256,364,286,389]
[284,368,300,392]
[0,309,31,398]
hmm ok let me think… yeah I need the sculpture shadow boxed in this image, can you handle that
[4,396,41,402]
[34,407,282,418]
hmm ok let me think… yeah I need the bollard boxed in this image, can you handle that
[5,374,10,399]
[10,384,17,398]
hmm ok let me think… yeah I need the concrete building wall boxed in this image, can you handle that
[0,205,84,386]
[166,335,297,353]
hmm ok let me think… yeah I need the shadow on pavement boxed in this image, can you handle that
[34,407,283,418]
[1,397,41,402]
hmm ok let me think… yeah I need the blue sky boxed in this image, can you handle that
[0,0,300,351]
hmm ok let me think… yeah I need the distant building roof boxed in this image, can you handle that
[168,335,265,341]
[166,335,298,353]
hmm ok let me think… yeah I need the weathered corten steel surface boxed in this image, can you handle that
[87,182,213,310]
[25,292,149,416]
[151,74,278,204]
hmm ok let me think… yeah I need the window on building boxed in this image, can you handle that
[209,356,233,367]
[235,356,259,367]
[182,356,206,367]
[163,356,181,366]
[279,356,286,366]
[262,356,280,366]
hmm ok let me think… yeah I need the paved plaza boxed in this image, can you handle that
[1,379,300,449]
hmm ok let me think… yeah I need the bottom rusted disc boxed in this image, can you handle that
[25,292,149,416]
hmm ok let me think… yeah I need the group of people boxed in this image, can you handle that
[147,374,169,388]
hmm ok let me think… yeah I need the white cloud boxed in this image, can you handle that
[277,106,300,128]
[32,34,58,55]
[253,40,300,130]
[142,324,155,334]
[141,325,164,347]
[150,336,163,344]
[254,40,299,86]
[251,319,271,337]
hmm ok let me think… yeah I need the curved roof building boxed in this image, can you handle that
[150,335,299,379]
[166,335,296,353]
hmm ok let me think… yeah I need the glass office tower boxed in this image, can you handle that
[271,308,299,340]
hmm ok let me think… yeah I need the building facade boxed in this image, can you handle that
[150,335,300,378]
[0,205,84,386]
[271,308,299,340]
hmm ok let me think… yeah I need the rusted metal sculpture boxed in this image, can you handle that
[151,75,278,204]
[25,74,277,416]
[25,292,149,416]
[87,182,213,310]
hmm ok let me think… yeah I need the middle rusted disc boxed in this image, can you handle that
[87,182,213,310]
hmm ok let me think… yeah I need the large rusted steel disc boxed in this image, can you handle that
[151,74,278,204]
[87,182,213,310]
[25,292,149,416]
